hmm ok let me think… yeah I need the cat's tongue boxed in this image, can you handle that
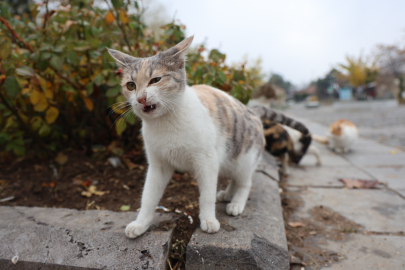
[143,104,156,112]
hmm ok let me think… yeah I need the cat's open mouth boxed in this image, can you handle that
[142,104,157,113]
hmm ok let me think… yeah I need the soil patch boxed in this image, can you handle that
[280,183,363,269]
[0,150,229,270]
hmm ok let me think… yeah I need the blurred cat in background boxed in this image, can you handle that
[313,119,358,153]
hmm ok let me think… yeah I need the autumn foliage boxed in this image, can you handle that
[0,0,262,160]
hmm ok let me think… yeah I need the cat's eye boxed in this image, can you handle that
[149,77,161,85]
[126,82,136,91]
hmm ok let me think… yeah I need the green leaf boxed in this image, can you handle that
[16,66,35,77]
[67,51,79,66]
[38,124,51,137]
[38,61,49,71]
[50,56,63,71]
[87,82,94,95]
[218,71,226,83]
[94,74,103,86]
[4,76,21,97]
[115,118,126,135]
[111,0,120,9]
[106,85,121,97]
[126,112,135,125]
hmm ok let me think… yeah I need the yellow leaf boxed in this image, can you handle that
[22,87,31,94]
[45,88,54,99]
[55,152,68,165]
[83,97,94,111]
[105,11,115,25]
[119,9,128,24]
[29,90,41,105]
[115,118,126,135]
[112,103,125,114]
[45,106,59,124]
[34,99,49,112]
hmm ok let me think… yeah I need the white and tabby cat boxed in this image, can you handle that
[107,36,309,238]
[313,119,358,153]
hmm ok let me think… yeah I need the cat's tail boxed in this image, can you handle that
[312,134,329,145]
[250,105,310,135]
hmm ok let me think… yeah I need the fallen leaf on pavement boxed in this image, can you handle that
[120,205,130,211]
[390,149,398,155]
[42,181,56,188]
[339,178,382,189]
[288,222,305,228]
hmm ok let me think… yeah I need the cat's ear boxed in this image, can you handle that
[107,48,137,67]
[163,35,194,61]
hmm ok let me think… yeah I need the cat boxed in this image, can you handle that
[246,84,276,108]
[262,119,321,175]
[312,119,358,153]
[107,36,310,238]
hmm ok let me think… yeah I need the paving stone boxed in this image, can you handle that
[0,207,175,270]
[300,153,351,167]
[344,153,405,167]
[319,234,405,270]
[294,188,405,232]
[363,167,405,197]
[186,172,289,270]
[287,166,371,187]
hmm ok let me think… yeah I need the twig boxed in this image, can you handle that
[53,69,83,90]
[167,259,173,270]
[43,0,49,29]
[0,16,34,53]
[172,260,180,270]
[103,0,133,53]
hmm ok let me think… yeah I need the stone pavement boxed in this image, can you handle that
[286,101,405,151]
[284,113,405,269]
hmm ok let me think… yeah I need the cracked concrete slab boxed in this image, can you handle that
[0,207,175,270]
[186,170,289,270]
[319,234,405,269]
[300,153,352,167]
[364,167,405,197]
[344,153,405,167]
[295,188,405,232]
[287,166,371,187]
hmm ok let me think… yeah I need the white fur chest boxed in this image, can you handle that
[141,90,218,172]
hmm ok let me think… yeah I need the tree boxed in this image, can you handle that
[338,55,378,87]
[268,73,292,93]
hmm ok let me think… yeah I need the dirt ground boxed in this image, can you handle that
[279,181,364,269]
[0,150,229,269]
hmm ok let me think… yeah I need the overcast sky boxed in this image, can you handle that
[154,0,405,86]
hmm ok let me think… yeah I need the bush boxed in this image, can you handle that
[0,0,263,160]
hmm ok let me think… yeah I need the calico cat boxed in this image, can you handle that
[107,36,309,238]
[313,119,358,153]
[262,120,321,175]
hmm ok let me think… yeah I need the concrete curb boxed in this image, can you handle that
[0,153,288,270]
[0,207,174,270]
[186,153,289,270]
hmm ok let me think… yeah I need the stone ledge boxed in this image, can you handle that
[186,154,289,270]
[0,207,174,270]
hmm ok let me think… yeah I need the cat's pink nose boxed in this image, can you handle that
[137,96,146,105]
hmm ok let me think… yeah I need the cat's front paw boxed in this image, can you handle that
[226,203,244,216]
[125,220,149,238]
[216,190,232,202]
[200,218,220,233]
